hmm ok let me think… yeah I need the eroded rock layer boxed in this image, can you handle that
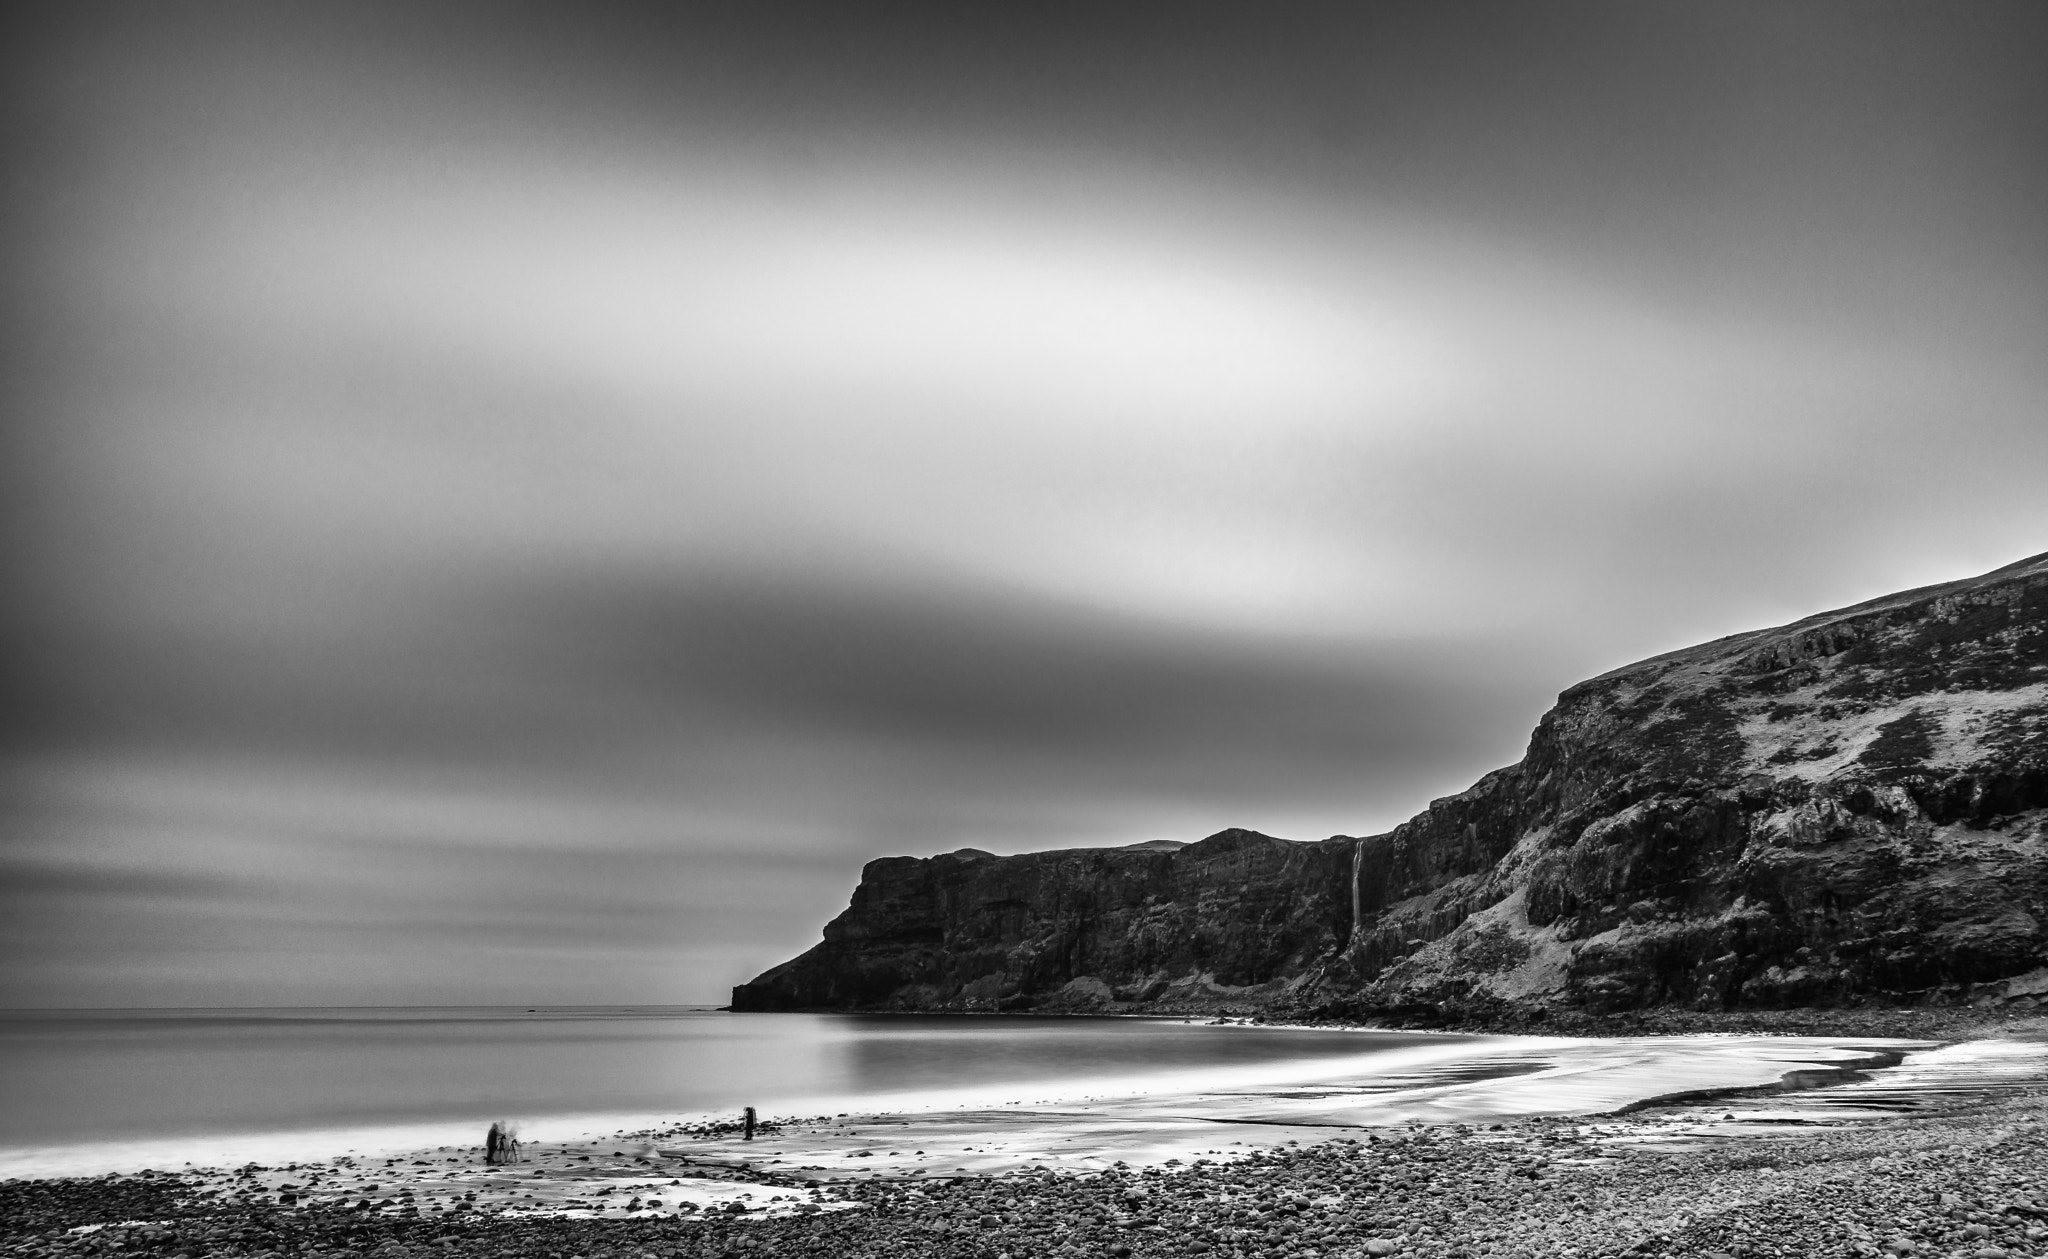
[730,830,1357,1011]
[732,553,2048,1015]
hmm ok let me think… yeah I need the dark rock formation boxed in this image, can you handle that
[731,831,1356,1011]
[733,552,2048,1016]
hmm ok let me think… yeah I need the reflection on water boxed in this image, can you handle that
[839,1014,1436,1090]
[0,1007,1446,1149]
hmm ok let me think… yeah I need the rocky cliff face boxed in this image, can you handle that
[733,553,2048,1016]
[730,830,1357,1011]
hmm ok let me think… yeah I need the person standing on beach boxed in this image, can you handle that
[486,1122,503,1164]
[743,1107,756,1141]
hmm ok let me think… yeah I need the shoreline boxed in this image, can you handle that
[812,1001,2045,1042]
[0,1024,1958,1183]
[8,1012,2048,1258]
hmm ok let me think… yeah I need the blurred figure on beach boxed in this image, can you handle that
[743,1106,756,1141]
[485,1121,521,1163]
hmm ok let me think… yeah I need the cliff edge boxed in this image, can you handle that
[732,552,2048,1017]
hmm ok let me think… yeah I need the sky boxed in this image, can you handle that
[3,1,2045,1007]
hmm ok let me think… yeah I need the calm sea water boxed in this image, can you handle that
[0,1008,1438,1152]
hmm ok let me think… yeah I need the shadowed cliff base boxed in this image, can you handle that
[734,552,2048,1021]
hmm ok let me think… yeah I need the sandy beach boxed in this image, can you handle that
[8,1016,2048,1258]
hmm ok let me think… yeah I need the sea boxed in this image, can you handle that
[0,1007,1455,1175]
[0,1006,1960,1180]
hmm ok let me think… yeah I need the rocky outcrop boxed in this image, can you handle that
[730,830,1357,1011]
[734,552,2048,1016]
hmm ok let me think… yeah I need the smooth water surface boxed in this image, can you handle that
[0,1007,1442,1150]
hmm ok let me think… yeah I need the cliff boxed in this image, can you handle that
[731,830,1357,1011]
[732,552,2048,1016]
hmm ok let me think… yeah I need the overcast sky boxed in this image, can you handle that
[4,2,2045,1007]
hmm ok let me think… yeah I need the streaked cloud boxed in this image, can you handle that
[4,1,2044,1004]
